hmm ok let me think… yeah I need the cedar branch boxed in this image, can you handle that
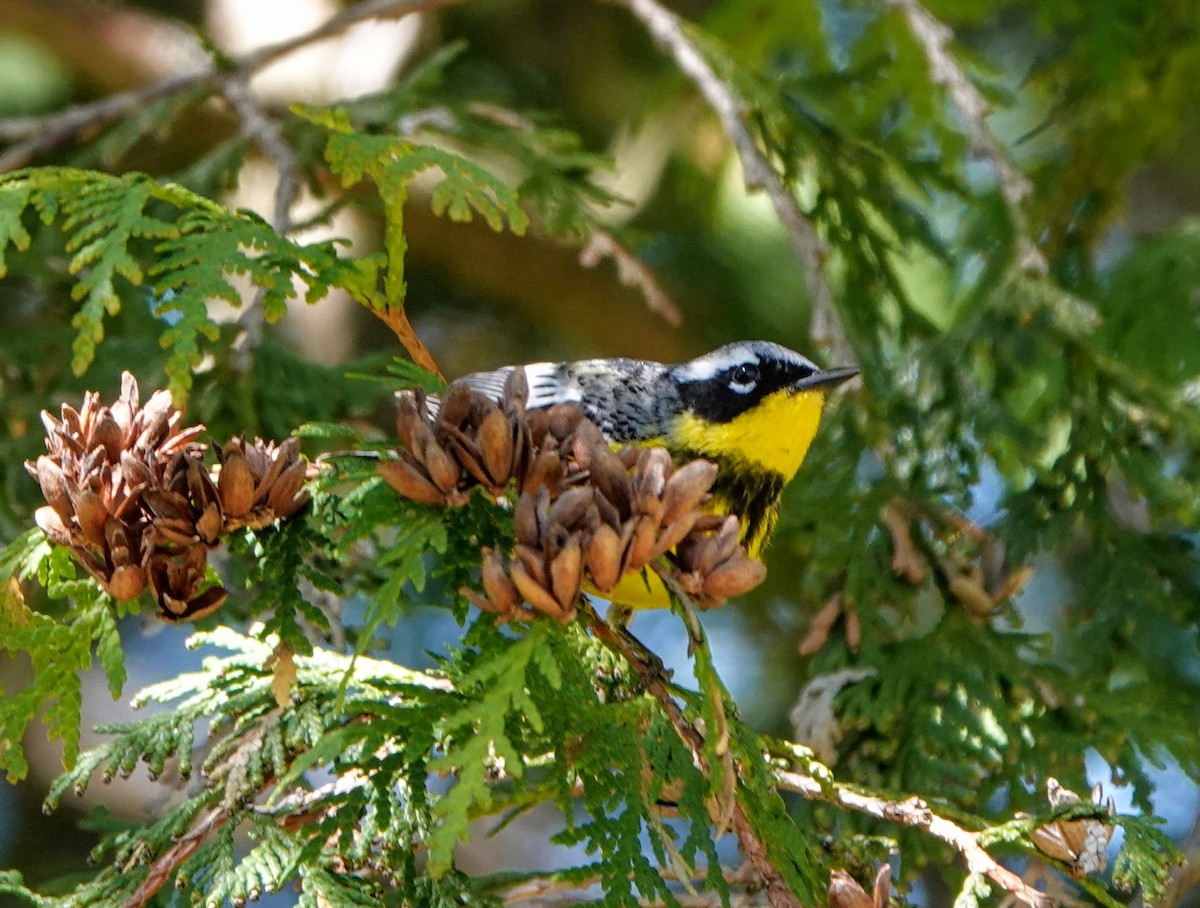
[582,604,803,908]
[121,807,230,908]
[774,769,1056,908]
[372,305,445,380]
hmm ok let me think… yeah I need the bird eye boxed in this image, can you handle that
[729,363,759,389]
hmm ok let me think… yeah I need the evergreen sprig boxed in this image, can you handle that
[0,530,125,780]
[0,168,358,398]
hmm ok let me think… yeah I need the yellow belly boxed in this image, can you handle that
[590,569,672,612]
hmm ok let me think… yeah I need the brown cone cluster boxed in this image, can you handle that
[379,373,767,623]
[215,437,310,531]
[27,373,312,621]
[377,372,532,506]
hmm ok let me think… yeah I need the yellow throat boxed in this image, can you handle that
[671,387,828,481]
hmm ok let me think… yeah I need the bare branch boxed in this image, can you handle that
[579,228,683,327]
[218,76,302,367]
[498,863,768,906]
[608,0,854,365]
[0,70,219,172]
[775,769,1056,908]
[0,0,469,173]
[219,79,299,233]
[883,0,1047,275]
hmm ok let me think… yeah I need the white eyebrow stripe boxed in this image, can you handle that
[673,344,760,381]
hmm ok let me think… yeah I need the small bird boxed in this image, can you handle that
[455,340,858,612]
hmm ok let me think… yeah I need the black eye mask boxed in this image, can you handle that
[676,358,817,423]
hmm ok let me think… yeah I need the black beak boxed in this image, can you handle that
[792,365,860,392]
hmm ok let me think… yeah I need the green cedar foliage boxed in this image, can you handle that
[0,2,1198,906]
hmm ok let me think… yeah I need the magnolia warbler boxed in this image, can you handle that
[455,340,857,611]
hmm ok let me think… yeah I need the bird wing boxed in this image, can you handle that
[450,367,513,403]
[454,363,583,409]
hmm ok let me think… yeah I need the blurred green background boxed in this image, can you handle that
[2,0,1200,903]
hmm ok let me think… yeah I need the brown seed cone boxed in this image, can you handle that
[514,543,549,589]
[378,456,448,505]
[502,370,533,480]
[521,447,565,497]
[623,514,661,572]
[388,379,541,503]
[513,488,543,547]
[584,523,624,593]
[662,511,766,608]
[267,461,310,515]
[421,436,463,494]
[527,402,584,450]
[477,408,514,486]
[381,379,768,618]
[394,390,430,454]
[157,585,228,623]
[635,448,671,502]
[673,569,706,598]
[34,506,72,546]
[107,563,148,602]
[217,450,256,519]
[34,457,72,523]
[29,374,311,622]
[214,436,313,530]
[442,426,492,490]
[510,560,571,622]
[549,534,584,609]
[481,548,521,615]
[588,444,633,519]
[547,486,593,532]
[700,555,767,604]
[828,872,874,908]
[660,460,719,524]
[145,542,230,621]
[651,509,701,560]
[74,491,110,548]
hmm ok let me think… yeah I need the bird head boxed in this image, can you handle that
[668,341,858,479]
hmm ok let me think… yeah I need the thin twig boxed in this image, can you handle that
[0,71,219,172]
[883,0,1047,275]
[499,863,766,906]
[655,567,737,834]
[774,769,1056,908]
[579,228,683,327]
[219,76,302,367]
[219,78,299,233]
[609,0,853,365]
[0,0,469,173]
[373,305,446,380]
[121,806,230,908]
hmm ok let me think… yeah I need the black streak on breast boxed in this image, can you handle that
[679,449,786,550]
